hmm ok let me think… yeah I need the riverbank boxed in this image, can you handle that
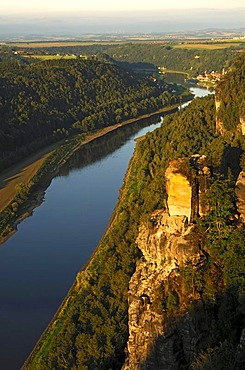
[21,121,141,370]
[22,96,188,368]
[21,84,217,370]
[0,102,186,246]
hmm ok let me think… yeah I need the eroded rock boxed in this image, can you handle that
[165,165,192,220]
[236,171,245,220]
[122,155,213,370]
[240,115,245,135]
[122,211,205,370]
[165,156,211,222]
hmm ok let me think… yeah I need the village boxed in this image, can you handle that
[196,68,228,86]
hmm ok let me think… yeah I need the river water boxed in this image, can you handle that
[0,86,211,370]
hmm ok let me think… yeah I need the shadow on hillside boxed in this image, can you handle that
[221,146,243,181]
[117,61,158,75]
[138,286,245,370]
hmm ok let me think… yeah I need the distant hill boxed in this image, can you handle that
[0,57,178,170]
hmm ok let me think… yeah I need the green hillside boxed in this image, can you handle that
[10,42,237,76]
[216,54,245,130]
[0,58,181,170]
[22,53,245,370]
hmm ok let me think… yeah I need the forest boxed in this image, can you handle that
[216,54,245,131]
[0,56,185,171]
[1,41,239,77]
[23,54,245,369]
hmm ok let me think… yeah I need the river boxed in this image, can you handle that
[0,86,211,370]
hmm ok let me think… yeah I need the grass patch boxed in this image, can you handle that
[28,55,77,60]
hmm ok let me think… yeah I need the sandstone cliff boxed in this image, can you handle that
[236,171,245,220]
[165,160,192,220]
[122,155,245,369]
[240,115,245,136]
[215,96,226,135]
[122,156,212,370]
[165,155,211,222]
[122,211,206,370]
[215,94,244,135]
[214,54,245,135]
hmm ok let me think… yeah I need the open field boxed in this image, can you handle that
[8,39,245,48]
[174,42,245,50]
[7,41,119,48]
[27,55,77,60]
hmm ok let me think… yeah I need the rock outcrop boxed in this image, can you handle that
[240,115,245,136]
[122,211,206,370]
[236,171,245,220]
[215,96,226,135]
[122,155,212,370]
[165,155,211,222]
[165,161,192,220]
[215,91,245,135]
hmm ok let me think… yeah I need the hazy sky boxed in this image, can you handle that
[2,0,245,14]
[1,0,245,36]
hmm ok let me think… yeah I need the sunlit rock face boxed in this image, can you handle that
[122,155,213,370]
[236,171,245,220]
[165,162,192,220]
[136,211,193,265]
[240,115,245,135]
[165,156,211,222]
[215,97,225,135]
[121,155,214,370]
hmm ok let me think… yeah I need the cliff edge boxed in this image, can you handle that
[122,156,212,369]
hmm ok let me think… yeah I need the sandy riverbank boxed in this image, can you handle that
[0,103,183,246]
[0,103,181,210]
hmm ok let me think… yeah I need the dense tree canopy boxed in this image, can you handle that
[0,57,183,170]
[23,92,219,370]
[216,53,245,130]
[5,48,245,370]
[7,42,237,76]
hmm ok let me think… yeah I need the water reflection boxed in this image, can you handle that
[0,86,207,370]
[164,72,188,86]
[56,113,176,177]
[164,72,214,109]
[0,113,166,370]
